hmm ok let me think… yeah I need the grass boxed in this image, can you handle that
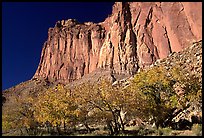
[156,127,173,136]
[191,124,202,136]
[3,124,202,136]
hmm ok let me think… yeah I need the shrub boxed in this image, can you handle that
[157,127,173,136]
[191,124,202,136]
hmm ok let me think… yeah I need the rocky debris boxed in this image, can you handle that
[59,67,130,89]
[112,78,131,88]
[173,82,185,97]
[112,40,202,129]
[171,101,202,130]
[157,40,202,83]
[172,103,202,124]
[151,41,202,130]
[112,40,202,88]
[33,2,202,83]
[126,117,145,127]
[2,79,53,105]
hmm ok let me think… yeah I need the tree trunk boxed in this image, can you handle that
[118,114,125,132]
[84,123,91,133]
[20,128,24,135]
[63,120,66,133]
[56,124,61,135]
[107,120,114,135]
[111,110,120,135]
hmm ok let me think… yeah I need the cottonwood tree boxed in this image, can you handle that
[73,80,133,135]
[127,65,202,129]
[128,66,179,128]
[2,93,39,135]
[34,84,78,134]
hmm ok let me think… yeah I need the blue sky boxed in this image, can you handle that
[2,2,114,90]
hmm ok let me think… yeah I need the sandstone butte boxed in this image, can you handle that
[33,2,202,83]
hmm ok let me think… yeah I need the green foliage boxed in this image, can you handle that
[137,127,155,136]
[128,65,201,128]
[2,62,202,136]
[73,80,130,135]
[128,66,174,125]
[2,93,39,136]
[2,115,13,132]
[34,84,78,128]
[156,127,173,136]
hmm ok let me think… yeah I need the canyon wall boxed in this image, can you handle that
[33,2,202,82]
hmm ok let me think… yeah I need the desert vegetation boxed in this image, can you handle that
[2,64,202,136]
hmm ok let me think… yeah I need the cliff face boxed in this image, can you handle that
[33,2,202,82]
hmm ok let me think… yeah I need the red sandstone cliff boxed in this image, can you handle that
[33,2,202,82]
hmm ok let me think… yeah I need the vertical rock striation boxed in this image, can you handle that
[33,2,202,82]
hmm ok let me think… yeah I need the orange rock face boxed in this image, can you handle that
[33,2,202,82]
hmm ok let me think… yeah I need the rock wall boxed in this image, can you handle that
[33,2,202,82]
